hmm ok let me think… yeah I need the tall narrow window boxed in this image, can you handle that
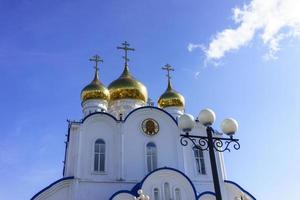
[175,188,181,200]
[193,147,206,174]
[164,182,171,200]
[154,188,160,200]
[146,142,157,172]
[94,139,105,172]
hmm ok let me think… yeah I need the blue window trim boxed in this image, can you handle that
[224,180,256,200]
[31,176,74,200]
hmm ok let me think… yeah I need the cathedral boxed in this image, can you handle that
[31,42,256,200]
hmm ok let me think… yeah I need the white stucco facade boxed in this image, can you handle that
[32,103,255,200]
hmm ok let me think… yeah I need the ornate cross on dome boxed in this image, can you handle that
[89,55,103,71]
[117,41,135,66]
[162,64,174,80]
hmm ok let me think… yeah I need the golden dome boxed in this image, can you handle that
[158,79,185,108]
[81,69,110,102]
[108,65,148,102]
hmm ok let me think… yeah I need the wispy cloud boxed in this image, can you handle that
[189,0,300,61]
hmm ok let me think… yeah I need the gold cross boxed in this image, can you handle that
[162,64,174,80]
[89,55,103,71]
[117,41,135,65]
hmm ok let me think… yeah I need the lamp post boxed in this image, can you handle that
[178,109,240,200]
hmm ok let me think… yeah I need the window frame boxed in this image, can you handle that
[163,182,171,200]
[174,188,181,200]
[92,138,107,174]
[153,187,160,200]
[193,147,206,175]
[146,142,158,173]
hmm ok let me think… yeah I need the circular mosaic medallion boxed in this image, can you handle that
[141,118,159,136]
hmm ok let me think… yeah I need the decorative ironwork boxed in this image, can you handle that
[180,134,240,152]
[179,126,241,200]
[180,134,209,151]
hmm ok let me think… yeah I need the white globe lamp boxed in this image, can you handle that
[198,108,216,126]
[221,118,238,136]
[178,113,195,133]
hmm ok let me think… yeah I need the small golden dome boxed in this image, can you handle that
[81,69,110,102]
[158,80,185,108]
[108,65,148,102]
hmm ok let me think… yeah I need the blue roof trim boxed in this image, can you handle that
[224,180,256,200]
[82,111,119,123]
[109,167,197,199]
[80,106,178,125]
[62,123,71,176]
[124,106,178,125]
[198,191,216,199]
[31,176,74,200]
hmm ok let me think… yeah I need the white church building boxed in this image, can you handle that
[31,42,256,200]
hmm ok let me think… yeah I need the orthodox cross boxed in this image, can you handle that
[162,64,174,80]
[117,41,135,65]
[89,54,103,71]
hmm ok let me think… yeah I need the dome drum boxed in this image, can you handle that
[82,99,108,116]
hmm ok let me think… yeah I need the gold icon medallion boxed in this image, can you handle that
[142,119,159,136]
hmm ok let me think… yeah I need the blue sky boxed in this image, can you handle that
[1,0,300,199]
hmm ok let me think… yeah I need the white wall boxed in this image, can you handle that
[49,107,249,200]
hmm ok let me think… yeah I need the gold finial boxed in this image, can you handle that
[162,64,174,89]
[117,41,135,66]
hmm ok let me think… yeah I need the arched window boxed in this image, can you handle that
[94,139,105,172]
[154,188,160,200]
[164,182,171,200]
[193,147,206,175]
[174,188,181,200]
[146,142,157,172]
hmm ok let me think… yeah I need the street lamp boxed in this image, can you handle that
[178,109,240,200]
